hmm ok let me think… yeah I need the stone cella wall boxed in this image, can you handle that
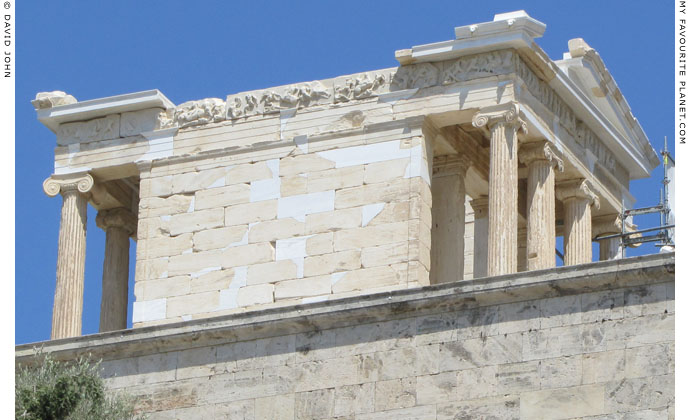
[133,120,434,327]
[16,254,673,420]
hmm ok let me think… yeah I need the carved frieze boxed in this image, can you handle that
[57,115,120,145]
[120,109,162,137]
[157,109,176,130]
[391,62,439,90]
[175,98,226,128]
[334,73,390,103]
[516,58,617,174]
[441,50,515,85]
[227,81,331,119]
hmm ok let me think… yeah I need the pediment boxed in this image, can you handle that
[555,39,659,175]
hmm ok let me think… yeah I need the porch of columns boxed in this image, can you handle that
[518,141,564,271]
[556,179,600,265]
[469,196,488,278]
[592,214,623,261]
[96,208,137,332]
[43,174,95,339]
[472,102,527,276]
[430,155,471,284]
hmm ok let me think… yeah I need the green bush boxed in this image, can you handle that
[15,352,146,420]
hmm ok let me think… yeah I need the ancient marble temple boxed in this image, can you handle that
[19,11,673,419]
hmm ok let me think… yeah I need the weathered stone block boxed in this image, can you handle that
[225,200,278,226]
[249,218,305,243]
[222,242,274,268]
[363,158,409,184]
[247,260,298,285]
[361,241,408,268]
[335,178,410,209]
[167,291,220,317]
[305,207,362,234]
[280,154,335,177]
[169,208,224,236]
[437,396,518,420]
[281,175,308,196]
[141,234,192,259]
[307,165,364,193]
[416,373,455,405]
[193,225,248,252]
[332,265,402,294]
[295,388,334,419]
[146,175,173,197]
[135,276,190,301]
[305,232,333,256]
[168,250,222,277]
[625,343,672,378]
[334,382,375,417]
[275,277,331,300]
[134,257,169,281]
[225,161,273,185]
[496,360,540,393]
[172,168,227,194]
[140,195,193,218]
[539,355,583,389]
[176,346,216,380]
[236,284,274,306]
[194,183,250,210]
[438,334,522,372]
[582,349,625,384]
[189,269,234,294]
[520,384,605,420]
[334,221,408,251]
[303,250,361,277]
[456,366,498,400]
[255,394,295,420]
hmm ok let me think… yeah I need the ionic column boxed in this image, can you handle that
[96,208,137,332]
[470,197,488,278]
[472,103,527,276]
[431,155,471,284]
[592,215,623,261]
[518,141,564,271]
[517,228,528,272]
[43,174,95,339]
[556,179,600,265]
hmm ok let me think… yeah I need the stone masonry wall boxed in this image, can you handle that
[133,123,433,327]
[84,256,673,420]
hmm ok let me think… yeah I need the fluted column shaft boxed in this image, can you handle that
[557,179,600,266]
[43,174,95,339]
[97,208,136,332]
[519,141,563,271]
[599,238,622,261]
[472,103,527,276]
[431,156,470,284]
[593,215,623,261]
[470,197,488,278]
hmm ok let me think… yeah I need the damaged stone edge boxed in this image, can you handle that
[15,253,674,364]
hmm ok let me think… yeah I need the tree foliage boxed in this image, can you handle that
[15,352,145,420]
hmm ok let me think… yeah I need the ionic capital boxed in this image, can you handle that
[470,196,489,214]
[556,179,600,210]
[518,140,564,172]
[592,214,623,237]
[96,208,138,236]
[471,102,527,135]
[43,174,95,198]
[432,154,472,177]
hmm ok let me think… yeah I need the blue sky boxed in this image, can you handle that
[15,1,673,344]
